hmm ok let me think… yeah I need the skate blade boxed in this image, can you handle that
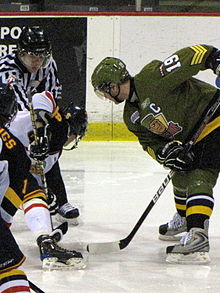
[42,257,87,270]
[166,252,210,264]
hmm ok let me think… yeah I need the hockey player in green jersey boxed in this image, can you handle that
[91,44,220,264]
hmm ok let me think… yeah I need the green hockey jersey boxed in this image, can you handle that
[123,45,218,159]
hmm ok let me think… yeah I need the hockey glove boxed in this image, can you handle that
[205,48,220,75]
[47,188,58,216]
[29,127,49,161]
[156,141,194,171]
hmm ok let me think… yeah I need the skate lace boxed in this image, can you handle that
[59,203,75,214]
[180,230,193,246]
[168,213,185,229]
[53,241,70,253]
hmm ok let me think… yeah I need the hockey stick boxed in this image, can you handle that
[28,280,45,293]
[27,90,48,196]
[7,80,68,238]
[87,90,220,254]
[26,90,69,238]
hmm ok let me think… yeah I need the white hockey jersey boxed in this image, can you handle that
[9,91,59,175]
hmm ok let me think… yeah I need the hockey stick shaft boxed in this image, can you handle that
[27,91,48,196]
[26,91,56,231]
[87,90,220,254]
[27,92,69,236]
[28,280,45,293]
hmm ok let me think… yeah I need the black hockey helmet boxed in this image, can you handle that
[62,104,88,150]
[0,83,18,126]
[63,104,88,138]
[17,26,52,67]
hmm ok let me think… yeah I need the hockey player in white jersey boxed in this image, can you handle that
[8,89,88,224]
[0,84,86,270]
[0,25,80,223]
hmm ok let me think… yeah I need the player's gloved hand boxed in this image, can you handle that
[47,188,58,216]
[29,135,49,161]
[205,49,220,75]
[156,141,194,171]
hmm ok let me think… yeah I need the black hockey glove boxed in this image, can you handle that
[156,141,194,171]
[47,188,58,216]
[205,48,220,75]
[29,127,49,161]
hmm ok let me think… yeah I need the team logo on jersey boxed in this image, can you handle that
[141,113,182,138]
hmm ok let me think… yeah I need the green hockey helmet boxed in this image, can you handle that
[91,57,130,96]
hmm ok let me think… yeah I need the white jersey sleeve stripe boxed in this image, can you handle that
[45,91,56,112]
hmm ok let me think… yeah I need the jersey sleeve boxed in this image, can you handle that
[160,45,215,92]
[32,91,56,114]
[136,45,215,98]
[0,64,29,110]
[43,58,62,101]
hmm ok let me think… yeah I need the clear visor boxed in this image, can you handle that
[26,50,51,58]
[94,88,106,100]
[18,51,52,69]
[94,87,117,103]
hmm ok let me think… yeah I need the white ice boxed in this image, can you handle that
[11,142,220,293]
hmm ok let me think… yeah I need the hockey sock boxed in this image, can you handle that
[23,198,52,238]
[186,193,214,231]
[174,192,186,217]
[0,269,31,292]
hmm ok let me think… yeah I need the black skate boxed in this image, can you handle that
[37,234,86,270]
[56,203,80,225]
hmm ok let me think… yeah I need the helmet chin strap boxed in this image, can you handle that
[110,84,124,104]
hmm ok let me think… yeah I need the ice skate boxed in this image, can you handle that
[56,203,79,225]
[37,234,86,270]
[166,227,210,264]
[159,212,187,241]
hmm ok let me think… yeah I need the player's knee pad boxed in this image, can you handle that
[186,181,213,196]
[172,168,217,196]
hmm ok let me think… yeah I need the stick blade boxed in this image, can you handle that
[87,241,121,254]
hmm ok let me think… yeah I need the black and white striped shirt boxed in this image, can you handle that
[0,51,61,110]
